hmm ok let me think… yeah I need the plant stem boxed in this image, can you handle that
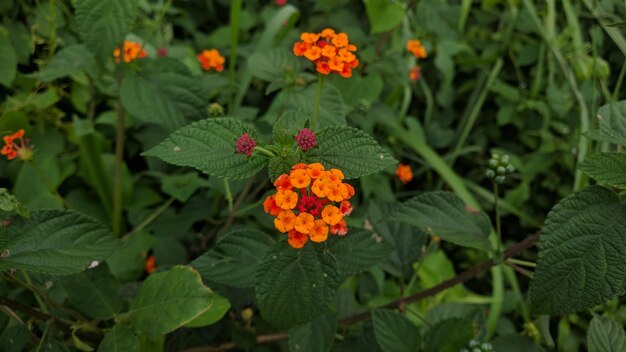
[253,146,277,158]
[35,322,50,352]
[506,258,537,267]
[21,271,48,314]
[228,0,243,114]
[493,182,502,255]
[112,93,126,237]
[223,179,233,211]
[122,197,175,241]
[486,265,504,340]
[311,74,325,131]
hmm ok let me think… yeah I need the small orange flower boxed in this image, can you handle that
[293,28,358,77]
[295,212,315,234]
[309,220,329,242]
[406,39,427,59]
[396,164,413,184]
[274,210,296,233]
[275,190,298,210]
[113,41,147,63]
[321,205,342,225]
[197,49,225,72]
[145,255,156,274]
[264,163,356,248]
[409,66,421,81]
[1,129,33,161]
[288,230,308,248]
[290,169,311,188]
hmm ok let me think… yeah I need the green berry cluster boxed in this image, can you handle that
[460,339,493,352]
[485,153,515,184]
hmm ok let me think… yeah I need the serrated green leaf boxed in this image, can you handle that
[0,26,17,87]
[587,315,626,352]
[143,118,268,179]
[303,126,397,179]
[578,152,626,188]
[530,186,626,315]
[586,101,626,146]
[424,318,474,352]
[35,45,98,82]
[289,312,337,352]
[372,309,421,352]
[129,266,213,335]
[369,202,427,279]
[256,241,340,329]
[97,325,139,352]
[0,188,29,218]
[76,0,139,62]
[282,83,347,127]
[58,264,122,320]
[364,0,406,33]
[327,228,393,277]
[191,228,274,288]
[185,293,231,328]
[0,209,118,275]
[388,191,492,251]
[492,335,545,352]
[121,58,207,131]
[268,156,297,182]
[249,48,300,82]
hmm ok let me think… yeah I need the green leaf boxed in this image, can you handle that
[143,118,268,179]
[107,231,154,283]
[492,335,545,352]
[0,209,118,275]
[388,191,492,251]
[372,309,421,352]
[273,110,308,146]
[369,202,428,279]
[0,188,29,218]
[586,101,626,146]
[282,84,347,127]
[0,26,17,87]
[160,171,210,202]
[268,155,297,182]
[129,266,213,335]
[249,48,300,82]
[0,325,30,352]
[121,58,207,131]
[256,241,340,329]
[530,186,626,315]
[76,0,139,62]
[288,312,337,352]
[191,228,274,288]
[98,325,139,352]
[35,45,98,82]
[587,315,626,352]
[303,126,397,179]
[58,264,122,320]
[424,318,474,352]
[185,293,231,328]
[578,152,626,188]
[363,0,406,33]
[327,228,394,277]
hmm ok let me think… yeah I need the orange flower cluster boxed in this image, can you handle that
[263,163,355,249]
[396,164,413,184]
[406,39,427,59]
[406,39,427,81]
[1,129,32,161]
[293,28,358,78]
[197,49,225,72]
[113,41,147,63]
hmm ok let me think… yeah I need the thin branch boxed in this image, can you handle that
[183,232,541,352]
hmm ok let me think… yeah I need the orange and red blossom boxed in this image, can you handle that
[2,129,33,161]
[145,255,156,274]
[113,41,147,63]
[197,49,225,72]
[264,163,355,248]
[396,164,413,184]
[293,28,358,78]
[406,39,427,59]
[409,66,421,81]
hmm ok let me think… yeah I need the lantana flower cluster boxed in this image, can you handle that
[406,39,428,81]
[395,163,413,184]
[197,49,225,72]
[263,163,354,249]
[1,129,32,161]
[113,40,147,63]
[293,28,359,78]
